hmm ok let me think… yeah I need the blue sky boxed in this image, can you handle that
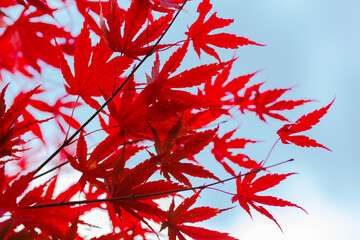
[203,0,360,239]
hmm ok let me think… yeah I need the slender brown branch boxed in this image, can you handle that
[26,159,293,209]
[34,0,188,175]
[33,139,145,179]
[64,96,80,142]
[112,54,122,96]
[33,161,69,179]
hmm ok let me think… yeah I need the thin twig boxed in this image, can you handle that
[33,161,69,179]
[33,139,145,179]
[26,159,293,209]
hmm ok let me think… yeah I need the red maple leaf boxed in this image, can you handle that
[186,0,262,62]
[277,100,334,150]
[161,191,236,240]
[28,95,82,135]
[148,116,220,187]
[103,147,185,234]
[201,60,257,105]
[99,76,157,140]
[232,171,306,230]
[0,169,90,238]
[0,10,73,76]
[151,0,192,12]
[0,84,48,159]
[212,129,259,176]
[100,44,223,140]
[145,42,225,109]
[73,0,109,35]
[100,0,173,59]
[243,87,311,122]
[188,61,258,129]
[64,131,133,190]
[59,19,133,107]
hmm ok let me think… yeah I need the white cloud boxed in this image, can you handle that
[231,189,360,240]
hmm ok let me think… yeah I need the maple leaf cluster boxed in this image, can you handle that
[0,0,333,239]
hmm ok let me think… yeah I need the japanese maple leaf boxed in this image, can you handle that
[145,42,225,110]
[103,146,185,233]
[148,116,220,187]
[2,88,45,143]
[28,95,82,135]
[59,19,133,107]
[0,168,35,218]
[73,0,108,35]
[101,57,213,141]
[234,82,264,113]
[0,0,17,7]
[232,171,306,231]
[187,62,259,128]
[99,76,157,140]
[160,191,237,240]
[277,100,334,150]
[248,87,311,122]
[100,0,173,59]
[212,129,259,176]
[101,43,223,140]
[104,203,154,238]
[0,85,48,159]
[3,174,92,238]
[0,10,74,75]
[186,0,261,62]
[11,89,82,140]
[151,0,188,11]
[64,131,131,189]
[201,60,256,104]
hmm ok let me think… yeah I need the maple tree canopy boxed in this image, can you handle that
[0,0,332,239]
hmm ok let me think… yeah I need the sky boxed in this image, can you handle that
[200,0,360,239]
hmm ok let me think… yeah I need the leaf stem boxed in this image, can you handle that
[33,161,69,179]
[206,187,235,196]
[33,139,144,179]
[64,96,80,142]
[262,137,281,167]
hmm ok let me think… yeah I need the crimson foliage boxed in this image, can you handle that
[0,0,332,239]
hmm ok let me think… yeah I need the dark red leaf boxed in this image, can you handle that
[59,19,133,103]
[212,129,259,175]
[0,85,48,159]
[277,100,334,150]
[161,191,236,240]
[186,0,261,62]
[100,0,173,59]
[232,171,306,231]
[0,10,74,75]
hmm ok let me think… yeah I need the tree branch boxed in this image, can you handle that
[27,159,293,209]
